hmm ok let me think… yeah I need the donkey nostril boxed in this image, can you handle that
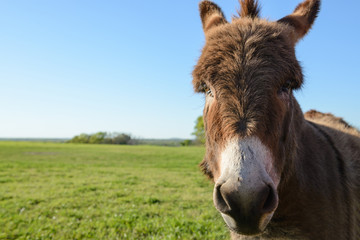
[213,184,231,214]
[261,185,278,214]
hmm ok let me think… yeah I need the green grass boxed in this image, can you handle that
[0,142,228,239]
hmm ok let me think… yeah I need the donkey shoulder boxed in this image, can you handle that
[304,109,360,137]
[304,109,360,166]
[304,110,360,233]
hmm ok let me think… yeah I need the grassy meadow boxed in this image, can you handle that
[0,142,228,239]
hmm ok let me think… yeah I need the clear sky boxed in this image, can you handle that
[1,0,359,139]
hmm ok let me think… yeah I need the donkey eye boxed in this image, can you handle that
[206,89,214,97]
[200,83,214,97]
[280,80,292,94]
[281,86,290,93]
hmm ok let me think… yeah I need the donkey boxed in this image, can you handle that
[192,0,360,239]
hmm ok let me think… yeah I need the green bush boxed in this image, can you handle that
[68,132,132,145]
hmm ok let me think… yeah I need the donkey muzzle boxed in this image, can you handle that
[214,179,278,235]
[214,137,280,235]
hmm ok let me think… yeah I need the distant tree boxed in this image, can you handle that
[103,137,113,144]
[89,132,106,144]
[112,133,131,145]
[192,116,205,145]
[68,132,132,145]
[70,133,91,143]
[181,139,193,146]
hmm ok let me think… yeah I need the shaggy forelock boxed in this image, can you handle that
[193,19,303,92]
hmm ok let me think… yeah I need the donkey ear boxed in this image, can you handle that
[278,0,320,43]
[199,1,227,34]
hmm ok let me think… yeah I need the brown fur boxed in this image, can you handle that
[238,0,261,19]
[192,0,360,239]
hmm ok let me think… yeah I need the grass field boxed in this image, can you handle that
[0,142,228,239]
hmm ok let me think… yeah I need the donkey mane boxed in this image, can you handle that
[305,109,360,134]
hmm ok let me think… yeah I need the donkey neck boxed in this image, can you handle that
[272,109,352,239]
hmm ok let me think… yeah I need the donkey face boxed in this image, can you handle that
[193,0,320,236]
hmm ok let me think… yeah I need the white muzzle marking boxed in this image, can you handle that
[217,136,279,188]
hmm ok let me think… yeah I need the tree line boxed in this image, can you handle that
[67,132,134,145]
[67,116,205,146]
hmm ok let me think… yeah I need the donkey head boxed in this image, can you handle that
[193,0,320,236]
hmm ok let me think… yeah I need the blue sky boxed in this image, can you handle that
[1,0,359,139]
